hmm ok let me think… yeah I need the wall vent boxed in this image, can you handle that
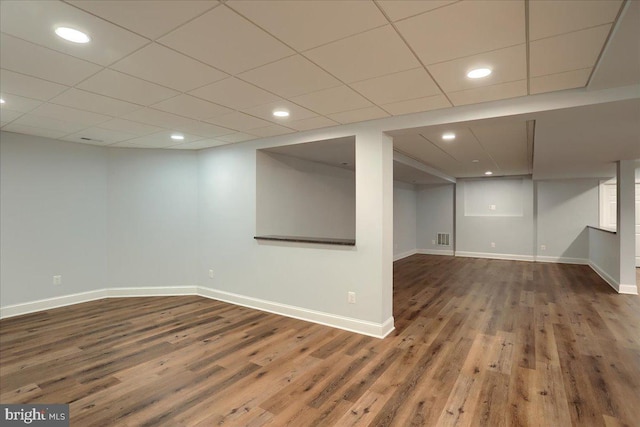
[437,233,450,246]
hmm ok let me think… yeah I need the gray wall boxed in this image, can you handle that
[416,184,455,253]
[0,132,108,306]
[393,181,417,259]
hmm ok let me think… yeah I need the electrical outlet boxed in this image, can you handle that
[347,292,356,304]
[489,204,496,211]
[540,245,546,251]
[53,275,62,285]
[432,239,436,245]
[490,242,496,248]
[208,269,214,279]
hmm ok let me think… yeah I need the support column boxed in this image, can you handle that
[617,160,637,294]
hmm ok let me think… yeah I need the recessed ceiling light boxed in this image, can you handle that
[170,134,185,141]
[442,132,456,141]
[272,109,290,118]
[484,171,493,176]
[0,98,5,104]
[55,27,91,44]
[467,68,492,79]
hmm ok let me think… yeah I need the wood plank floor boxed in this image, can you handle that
[1,255,639,426]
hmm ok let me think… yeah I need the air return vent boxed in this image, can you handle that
[437,233,450,246]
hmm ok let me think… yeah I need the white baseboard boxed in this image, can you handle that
[107,286,198,297]
[394,249,417,261]
[198,287,394,339]
[455,251,534,262]
[0,289,108,319]
[417,248,455,256]
[618,283,639,294]
[535,256,588,265]
[587,261,637,294]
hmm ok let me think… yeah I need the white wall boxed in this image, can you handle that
[536,179,599,263]
[416,184,455,254]
[393,181,417,260]
[256,151,355,239]
[0,132,108,306]
[589,227,620,285]
[456,177,535,260]
[107,148,198,288]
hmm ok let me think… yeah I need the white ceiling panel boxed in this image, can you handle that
[286,116,339,132]
[448,80,527,106]
[351,68,441,105]
[151,95,233,121]
[97,118,164,136]
[216,132,256,143]
[249,124,295,138]
[49,88,141,116]
[393,134,463,175]
[205,112,273,132]
[381,94,451,116]
[0,93,42,113]
[174,121,234,139]
[422,128,491,165]
[124,131,203,148]
[470,122,528,171]
[243,100,318,124]
[166,139,231,150]
[289,86,373,115]
[228,0,388,51]
[121,108,197,129]
[77,69,179,106]
[0,69,68,101]
[305,26,420,83]
[396,0,525,65]
[0,34,102,86]
[2,123,69,139]
[427,44,526,93]
[530,68,592,95]
[529,0,622,41]
[328,106,389,124]
[110,43,228,92]
[30,103,111,127]
[158,5,294,75]
[12,113,87,134]
[530,25,612,78]
[1,109,24,124]
[0,0,148,66]
[189,77,280,110]
[377,0,459,22]
[68,0,218,40]
[61,127,138,145]
[238,55,342,98]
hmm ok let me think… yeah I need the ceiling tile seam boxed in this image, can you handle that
[445,77,527,96]
[467,128,502,173]
[586,0,630,89]
[392,147,451,175]
[0,69,73,102]
[371,2,452,107]
[531,67,593,80]
[49,89,148,113]
[375,0,462,25]
[419,134,464,165]
[528,22,622,44]
[525,0,531,96]
[422,42,527,68]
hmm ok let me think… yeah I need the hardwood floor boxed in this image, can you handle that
[1,255,639,426]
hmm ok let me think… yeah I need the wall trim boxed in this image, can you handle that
[535,256,588,265]
[417,248,455,256]
[107,286,198,297]
[198,287,394,339]
[393,249,417,261]
[455,251,535,262]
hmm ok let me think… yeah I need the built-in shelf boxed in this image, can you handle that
[254,235,356,246]
[587,225,617,235]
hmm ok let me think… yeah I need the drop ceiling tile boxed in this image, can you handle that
[0,109,24,123]
[305,26,420,83]
[216,132,256,143]
[111,43,228,92]
[1,123,69,139]
[1,0,148,66]
[174,121,234,139]
[393,134,462,175]
[421,128,489,164]
[530,25,611,77]
[62,127,137,145]
[0,34,102,86]
[0,93,42,113]
[77,69,179,106]
[243,100,318,124]
[530,68,592,95]
[428,44,526,92]
[121,108,197,129]
[376,0,458,22]
[124,131,204,148]
[228,0,388,51]
[530,0,623,41]
[166,139,231,150]
[238,55,342,98]
[97,118,164,136]
[249,124,295,138]
[328,106,389,124]
[381,94,451,116]
[49,89,141,117]
[396,0,525,65]
[470,123,528,172]
[448,80,527,106]
[350,68,441,105]
[205,112,273,132]
[13,114,87,134]
[286,116,339,132]
[68,1,218,40]
[30,103,111,127]
[289,86,373,115]
[151,95,233,121]
[159,5,294,74]
[0,70,68,101]
[189,77,280,110]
